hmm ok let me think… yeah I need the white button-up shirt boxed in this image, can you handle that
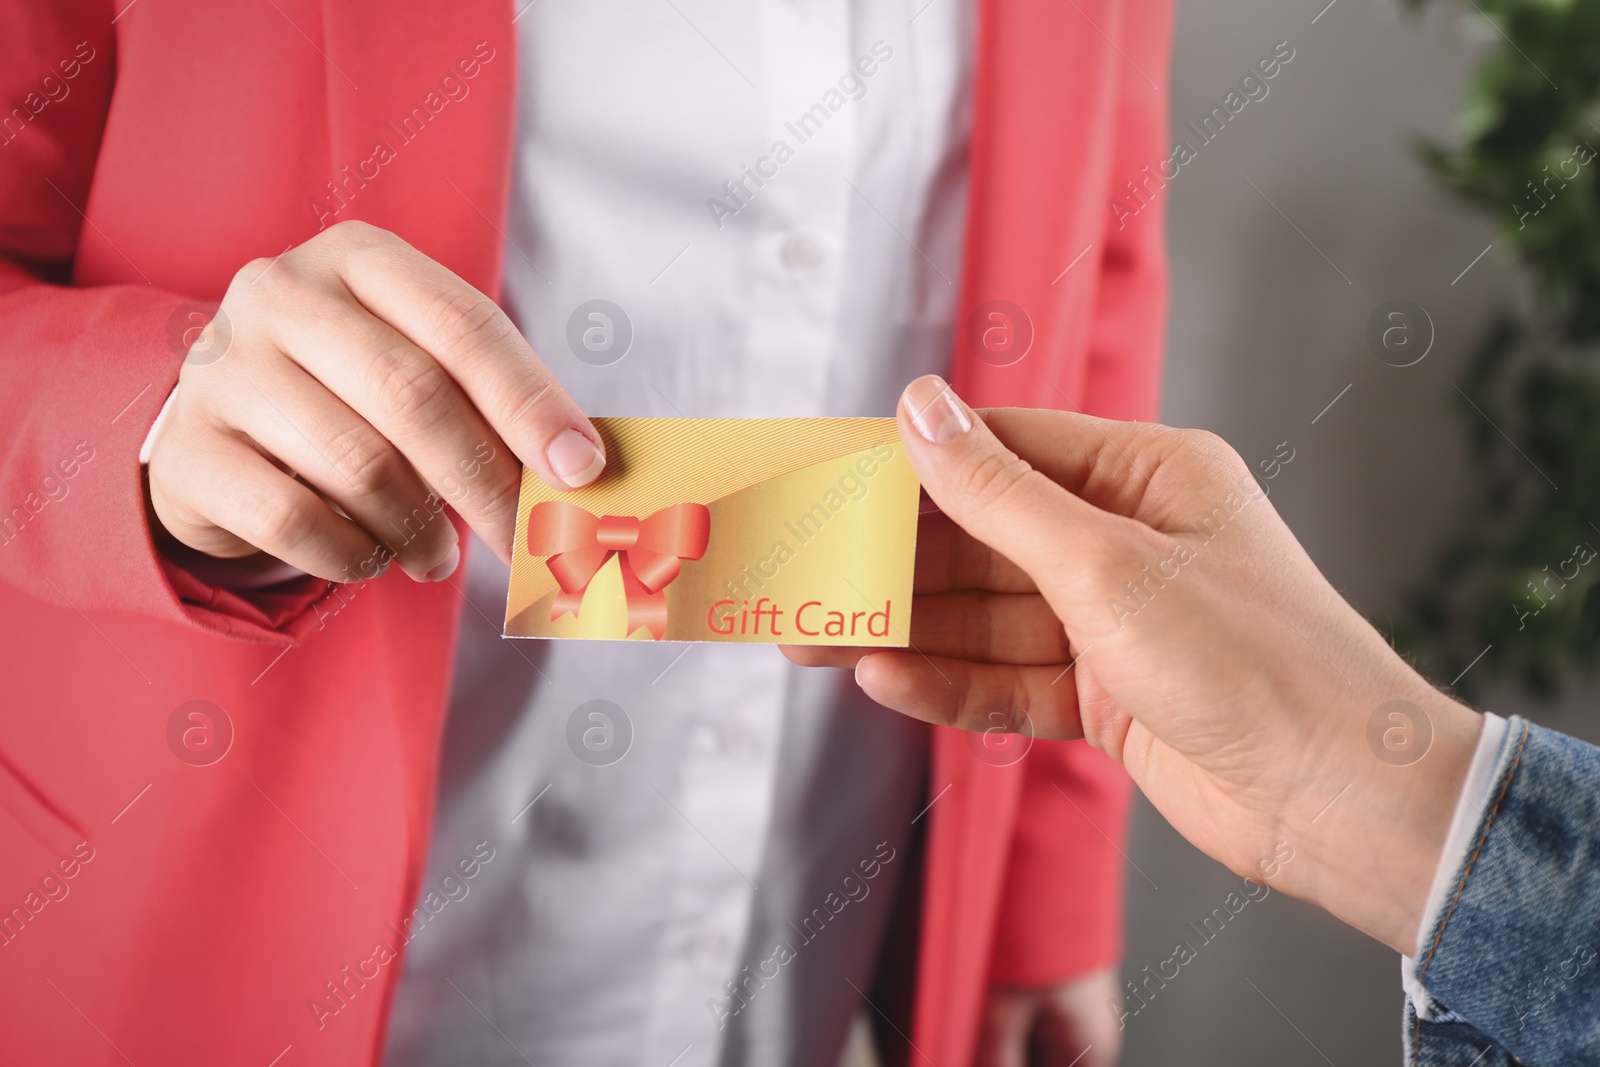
[384,4,971,1065]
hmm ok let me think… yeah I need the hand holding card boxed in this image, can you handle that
[788,375,1484,959]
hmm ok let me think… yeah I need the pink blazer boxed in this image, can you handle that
[0,1,1172,1063]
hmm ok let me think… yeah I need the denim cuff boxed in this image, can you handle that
[1404,997,1519,1067]
[1404,718,1600,1066]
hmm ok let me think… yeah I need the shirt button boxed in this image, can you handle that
[720,717,761,756]
[780,232,824,270]
[691,720,720,754]
[690,930,730,964]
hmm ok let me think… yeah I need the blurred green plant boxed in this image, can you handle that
[1403,0,1600,698]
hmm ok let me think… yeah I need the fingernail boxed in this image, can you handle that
[427,542,460,582]
[904,375,972,444]
[547,429,606,489]
[854,657,866,688]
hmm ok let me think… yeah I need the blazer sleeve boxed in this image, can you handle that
[0,5,325,641]
[987,0,1174,986]
[988,740,1134,985]
[1406,718,1600,1066]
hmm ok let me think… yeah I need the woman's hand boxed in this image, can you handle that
[147,220,605,584]
[786,376,1483,956]
[977,968,1123,1067]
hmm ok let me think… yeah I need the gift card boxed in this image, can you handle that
[504,418,919,645]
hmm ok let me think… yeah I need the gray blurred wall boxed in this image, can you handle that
[1123,1,1590,1064]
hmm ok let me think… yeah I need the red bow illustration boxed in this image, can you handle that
[527,501,711,640]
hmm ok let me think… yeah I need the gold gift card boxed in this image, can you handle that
[503,418,918,645]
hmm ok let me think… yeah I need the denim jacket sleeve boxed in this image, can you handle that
[1404,717,1600,1066]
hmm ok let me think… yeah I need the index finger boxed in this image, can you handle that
[320,222,607,492]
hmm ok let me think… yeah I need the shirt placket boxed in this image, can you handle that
[639,3,852,1062]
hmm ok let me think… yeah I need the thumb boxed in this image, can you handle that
[897,375,1111,589]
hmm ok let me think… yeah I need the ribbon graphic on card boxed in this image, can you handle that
[527,501,711,639]
[504,418,919,645]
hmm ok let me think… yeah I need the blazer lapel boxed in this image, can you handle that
[953,0,1127,409]
[317,0,519,294]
